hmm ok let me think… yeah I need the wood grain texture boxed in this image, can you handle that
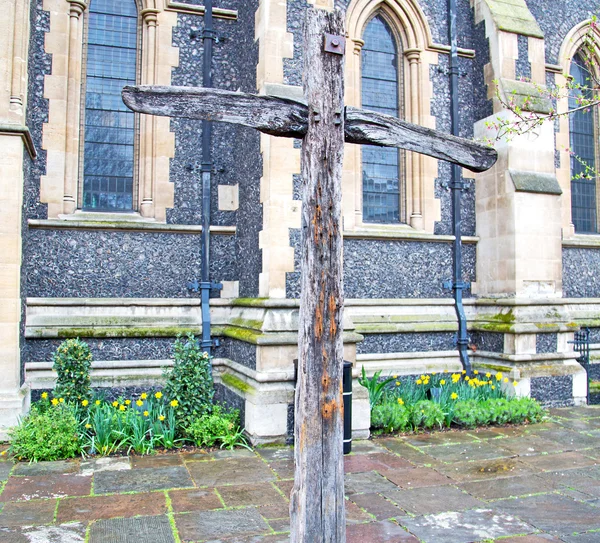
[289,8,346,543]
[122,86,497,172]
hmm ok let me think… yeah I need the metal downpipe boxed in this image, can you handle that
[448,0,472,375]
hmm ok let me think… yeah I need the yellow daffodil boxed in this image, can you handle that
[82,399,89,407]
[59,398,64,403]
[496,372,503,381]
[491,385,496,390]
[143,410,149,417]
[141,393,148,400]
[444,369,448,373]
[119,405,126,411]
[504,378,509,383]
[395,381,400,386]
[397,398,404,405]
[85,423,92,429]
[95,400,101,405]
[451,392,458,400]
[465,375,470,381]
[513,381,518,387]
[51,398,59,406]
[461,370,466,374]
[159,415,165,421]
[41,392,48,399]
[125,399,131,405]
[421,374,426,380]
[136,400,143,407]
[170,399,179,407]
[440,379,446,385]
[393,375,398,379]
[155,391,163,399]
[486,372,491,378]
[112,401,119,407]
[416,379,423,385]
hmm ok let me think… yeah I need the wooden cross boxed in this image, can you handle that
[123,8,496,542]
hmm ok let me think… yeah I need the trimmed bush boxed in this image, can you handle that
[53,338,92,402]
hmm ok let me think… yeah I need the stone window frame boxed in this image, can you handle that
[41,0,179,222]
[556,20,600,240]
[344,0,441,234]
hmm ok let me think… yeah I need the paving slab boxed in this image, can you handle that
[257,501,290,520]
[168,488,223,513]
[382,485,484,515]
[80,457,130,476]
[188,457,276,487]
[560,531,600,543]
[0,498,57,526]
[0,522,87,543]
[492,536,563,542]
[11,460,79,477]
[349,492,407,520]
[557,417,600,431]
[437,458,535,482]
[94,465,193,494]
[255,448,294,462]
[344,499,373,523]
[458,474,555,500]
[495,494,600,537]
[344,471,400,495]
[0,474,91,501]
[403,431,480,447]
[344,452,414,473]
[0,462,14,481]
[424,441,511,463]
[495,435,567,456]
[349,440,389,454]
[520,451,598,472]
[377,439,435,466]
[400,508,535,543]
[378,466,453,489]
[89,514,175,543]
[175,507,271,542]
[525,429,598,450]
[265,459,294,479]
[218,483,286,507]
[204,535,289,543]
[57,491,167,522]
[131,455,183,469]
[274,480,293,500]
[346,520,420,542]
[549,407,600,419]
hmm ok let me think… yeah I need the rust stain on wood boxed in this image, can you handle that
[328,294,337,336]
[321,398,338,420]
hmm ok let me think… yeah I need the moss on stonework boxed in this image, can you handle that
[229,317,264,331]
[230,298,270,307]
[221,373,254,395]
[589,381,600,393]
[54,326,201,338]
[222,326,263,344]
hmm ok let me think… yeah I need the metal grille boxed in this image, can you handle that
[361,15,402,224]
[82,0,137,211]
[569,53,598,233]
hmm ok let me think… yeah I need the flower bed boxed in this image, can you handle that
[359,368,546,434]
[9,336,248,462]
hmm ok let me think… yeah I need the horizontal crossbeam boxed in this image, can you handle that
[122,85,497,172]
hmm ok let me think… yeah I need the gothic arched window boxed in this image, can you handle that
[81,0,138,211]
[361,15,403,224]
[569,52,598,233]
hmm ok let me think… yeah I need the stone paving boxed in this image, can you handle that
[0,406,599,542]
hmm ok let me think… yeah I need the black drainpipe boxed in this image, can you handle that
[199,0,221,354]
[447,0,472,375]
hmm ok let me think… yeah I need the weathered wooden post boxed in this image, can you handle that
[290,8,346,542]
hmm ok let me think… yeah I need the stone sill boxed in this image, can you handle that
[28,218,236,235]
[344,227,478,244]
[563,234,600,248]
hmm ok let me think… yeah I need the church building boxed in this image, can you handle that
[1,0,599,442]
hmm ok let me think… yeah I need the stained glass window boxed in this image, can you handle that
[361,15,402,223]
[569,53,598,233]
[82,0,138,211]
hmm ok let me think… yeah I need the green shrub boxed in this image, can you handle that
[453,397,546,428]
[186,405,249,449]
[358,366,396,408]
[409,400,445,430]
[371,402,411,434]
[452,400,487,428]
[163,334,214,430]
[53,338,92,402]
[9,404,81,461]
